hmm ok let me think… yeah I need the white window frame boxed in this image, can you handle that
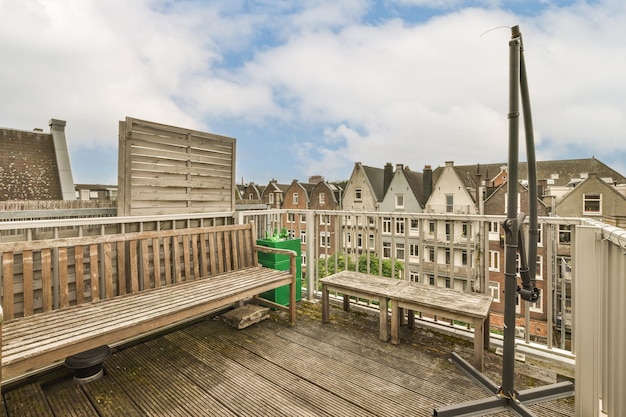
[300,230,306,244]
[489,281,501,303]
[320,231,331,248]
[395,218,405,235]
[383,242,391,259]
[489,250,500,272]
[583,193,602,215]
[269,193,274,204]
[395,243,405,260]
[529,288,543,313]
[319,193,325,204]
[409,243,419,260]
[355,188,362,201]
[292,192,299,205]
[395,193,404,209]
[383,217,392,234]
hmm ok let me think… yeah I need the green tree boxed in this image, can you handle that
[318,252,403,279]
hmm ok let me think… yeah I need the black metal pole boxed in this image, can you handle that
[501,26,521,399]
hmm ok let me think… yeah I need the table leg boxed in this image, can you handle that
[390,299,400,345]
[408,310,415,329]
[379,297,389,341]
[322,284,330,323]
[473,318,484,371]
[342,293,350,311]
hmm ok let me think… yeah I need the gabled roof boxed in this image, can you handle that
[445,157,626,188]
[403,166,426,207]
[362,165,386,201]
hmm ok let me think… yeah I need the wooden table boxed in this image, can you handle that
[321,270,493,370]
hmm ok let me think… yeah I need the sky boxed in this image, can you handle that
[1,0,625,186]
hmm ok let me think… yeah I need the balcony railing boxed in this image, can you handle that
[0,209,623,415]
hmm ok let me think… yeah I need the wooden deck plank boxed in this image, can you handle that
[45,384,99,417]
[180,322,378,417]
[1,301,574,417]
[80,374,145,417]
[3,383,54,417]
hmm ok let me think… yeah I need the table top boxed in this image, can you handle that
[321,270,492,319]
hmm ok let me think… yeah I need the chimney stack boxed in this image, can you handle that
[423,165,433,202]
[384,162,393,195]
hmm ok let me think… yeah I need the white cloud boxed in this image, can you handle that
[1,0,625,184]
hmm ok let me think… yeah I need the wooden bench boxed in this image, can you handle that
[321,271,492,370]
[0,222,297,389]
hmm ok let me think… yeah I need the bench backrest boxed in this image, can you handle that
[0,223,258,320]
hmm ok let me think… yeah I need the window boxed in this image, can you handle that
[445,221,451,241]
[409,244,419,259]
[344,215,352,225]
[488,221,500,241]
[395,194,404,209]
[395,218,405,235]
[248,193,254,200]
[383,242,391,258]
[383,217,392,234]
[355,188,362,201]
[300,214,306,223]
[429,275,435,286]
[409,271,419,283]
[446,194,454,213]
[319,193,325,204]
[410,219,419,235]
[529,288,543,313]
[429,221,435,235]
[345,232,352,246]
[427,247,435,262]
[445,248,451,265]
[368,234,375,250]
[536,255,543,280]
[300,230,306,244]
[583,193,602,215]
[288,229,295,239]
[396,243,405,259]
[287,213,295,223]
[301,253,306,266]
[536,223,543,246]
[269,193,274,204]
[445,278,451,288]
[320,214,331,225]
[489,250,500,271]
[461,251,468,266]
[292,192,299,205]
[489,281,501,303]
[559,225,571,244]
[357,233,363,249]
[320,232,331,248]
[368,216,376,226]
[462,223,470,238]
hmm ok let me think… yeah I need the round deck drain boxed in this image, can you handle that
[65,345,111,384]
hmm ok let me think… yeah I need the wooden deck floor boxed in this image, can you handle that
[1,301,574,416]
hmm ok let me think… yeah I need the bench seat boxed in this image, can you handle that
[0,222,298,387]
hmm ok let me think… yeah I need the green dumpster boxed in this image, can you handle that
[257,235,301,305]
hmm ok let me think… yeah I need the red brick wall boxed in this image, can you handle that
[0,129,62,200]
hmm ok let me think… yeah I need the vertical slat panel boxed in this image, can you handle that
[223,231,232,272]
[41,249,53,312]
[200,233,208,277]
[208,231,217,276]
[153,238,161,289]
[243,227,254,267]
[89,244,99,302]
[232,229,241,270]
[116,241,126,295]
[58,247,69,308]
[22,250,34,317]
[192,234,200,279]
[216,230,225,274]
[103,242,113,299]
[164,237,172,286]
[172,236,181,283]
[141,239,151,290]
[129,241,139,293]
[2,252,15,320]
[75,246,85,305]
[182,235,191,281]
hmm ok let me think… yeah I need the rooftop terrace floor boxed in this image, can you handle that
[2,301,574,416]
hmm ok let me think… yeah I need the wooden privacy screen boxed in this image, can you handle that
[118,117,236,216]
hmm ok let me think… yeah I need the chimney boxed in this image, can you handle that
[384,162,393,194]
[423,165,433,202]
